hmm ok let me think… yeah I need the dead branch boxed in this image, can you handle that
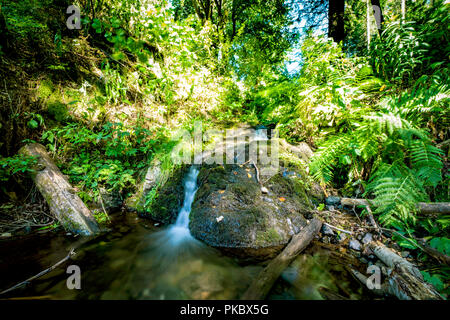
[323,222,353,235]
[242,218,322,300]
[0,248,76,296]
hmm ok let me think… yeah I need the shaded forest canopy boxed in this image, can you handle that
[0,0,449,298]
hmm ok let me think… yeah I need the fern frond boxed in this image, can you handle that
[409,140,444,187]
[309,133,351,184]
[366,163,428,227]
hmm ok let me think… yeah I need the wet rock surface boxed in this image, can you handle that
[349,239,362,251]
[126,162,189,225]
[189,163,313,259]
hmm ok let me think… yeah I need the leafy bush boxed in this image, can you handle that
[0,155,37,182]
[41,121,170,201]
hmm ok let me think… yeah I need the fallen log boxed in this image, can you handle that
[369,241,422,279]
[339,198,450,216]
[351,241,443,300]
[242,218,322,300]
[436,139,450,148]
[373,226,450,266]
[19,143,100,236]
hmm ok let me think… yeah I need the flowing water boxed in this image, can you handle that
[164,166,199,245]
[0,165,368,300]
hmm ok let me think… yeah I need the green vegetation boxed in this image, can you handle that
[0,0,449,299]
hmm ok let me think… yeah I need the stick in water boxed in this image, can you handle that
[0,248,76,296]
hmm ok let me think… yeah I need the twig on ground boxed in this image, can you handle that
[364,204,381,235]
[323,222,353,235]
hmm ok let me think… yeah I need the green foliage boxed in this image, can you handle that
[213,80,244,123]
[410,140,444,187]
[41,121,170,201]
[93,210,111,225]
[0,154,37,181]
[101,62,128,104]
[303,17,448,228]
[421,270,446,292]
[429,237,450,256]
[366,163,427,227]
[369,3,450,86]
[310,105,444,228]
[24,112,45,130]
[370,21,428,86]
[1,0,49,40]
[47,102,69,122]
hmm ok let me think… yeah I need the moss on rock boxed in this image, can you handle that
[189,163,312,258]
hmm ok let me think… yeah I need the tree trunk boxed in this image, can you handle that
[366,0,371,50]
[371,0,384,36]
[328,0,345,43]
[19,143,100,236]
[242,218,322,300]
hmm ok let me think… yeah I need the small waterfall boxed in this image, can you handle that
[166,166,199,245]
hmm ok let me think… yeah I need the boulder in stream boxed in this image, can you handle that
[189,163,314,259]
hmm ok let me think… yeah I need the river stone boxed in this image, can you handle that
[141,165,189,224]
[189,164,313,259]
[349,239,362,251]
[362,233,373,245]
[97,187,122,212]
[337,233,347,242]
[325,196,341,206]
[126,160,188,224]
[321,224,335,236]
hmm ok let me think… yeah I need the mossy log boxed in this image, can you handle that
[241,218,322,300]
[19,143,100,236]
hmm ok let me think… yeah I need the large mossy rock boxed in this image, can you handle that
[189,163,314,259]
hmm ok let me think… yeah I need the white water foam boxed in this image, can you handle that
[165,166,199,245]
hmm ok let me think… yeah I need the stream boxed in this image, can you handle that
[0,164,368,300]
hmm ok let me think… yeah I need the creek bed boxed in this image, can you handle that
[0,212,371,300]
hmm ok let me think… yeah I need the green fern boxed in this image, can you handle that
[310,133,352,184]
[409,140,444,187]
[366,163,428,227]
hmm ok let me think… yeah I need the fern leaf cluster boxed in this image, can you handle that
[309,106,444,228]
[366,163,428,227]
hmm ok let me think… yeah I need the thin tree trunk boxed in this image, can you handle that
[371,0,384,36]
[328,0,345,43]
[367,0,371,50]
[401,0,406,21]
